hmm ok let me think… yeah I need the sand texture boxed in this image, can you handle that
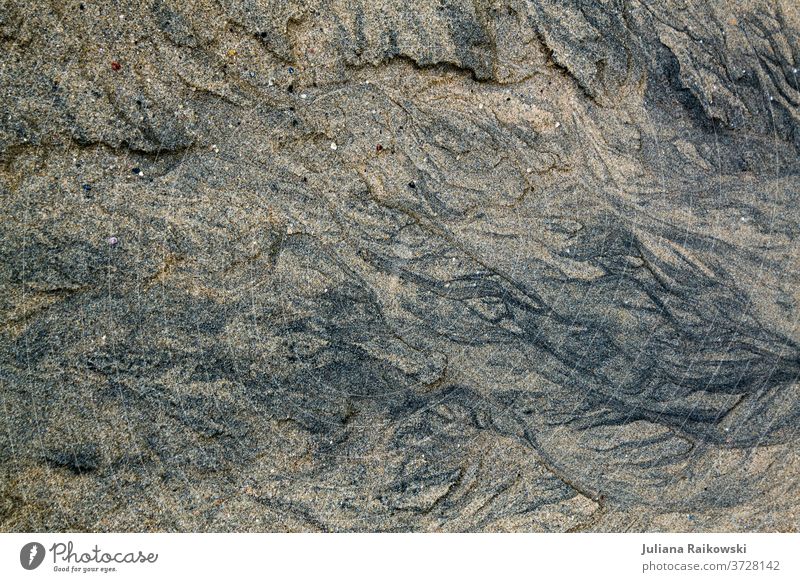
[1,0,799,532]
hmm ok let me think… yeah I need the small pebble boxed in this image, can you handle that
[330,142,337,151]
[107,236,118,246]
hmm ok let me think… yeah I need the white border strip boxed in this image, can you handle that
[1,533,798,581]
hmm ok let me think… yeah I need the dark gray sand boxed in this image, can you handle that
[1,0,799,532]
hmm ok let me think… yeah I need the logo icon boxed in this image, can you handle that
[20,542,46,570]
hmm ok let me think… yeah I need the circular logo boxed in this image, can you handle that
[20,542,46,570]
